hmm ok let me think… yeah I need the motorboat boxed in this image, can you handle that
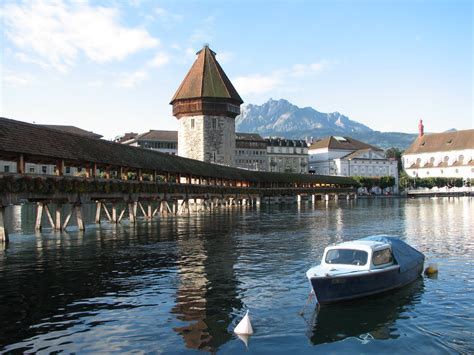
[306,236,425,305]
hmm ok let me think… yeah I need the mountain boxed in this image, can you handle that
[235,99,417,150]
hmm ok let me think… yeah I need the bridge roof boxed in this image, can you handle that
[0,117,353,185]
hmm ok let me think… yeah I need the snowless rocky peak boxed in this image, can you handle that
[236,98,371,137]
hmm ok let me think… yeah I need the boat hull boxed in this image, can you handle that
[309,263,423,305]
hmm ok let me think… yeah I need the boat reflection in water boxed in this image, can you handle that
[308,278,425,345]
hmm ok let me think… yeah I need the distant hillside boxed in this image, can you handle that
[236,99,417,150]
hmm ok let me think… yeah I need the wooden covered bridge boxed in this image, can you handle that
[0,117,356,241]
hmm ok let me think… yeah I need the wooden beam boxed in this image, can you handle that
[56,160,65,176]
[17,154,25,174]
[44,204,55,229]
[62,206,74,231]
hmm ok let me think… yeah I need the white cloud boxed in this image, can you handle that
[117,70,149,88]
[2,1,159,72]
[3,72,33,87]
[189,16,215,43]
[87,80,104,87]
[290,60,328,77]
[154,7,182,22]
[14,52,51,70]
[147,52,170,68]
[216,51,234,64]
[234,74,281,95]
[234,60,328,95]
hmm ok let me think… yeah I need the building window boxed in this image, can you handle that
[42,166,47,173]
[191,118,195,129]
[212,118,217,129]
[66,167,71,174]
[4,166,10,173]
[29,167,36,173]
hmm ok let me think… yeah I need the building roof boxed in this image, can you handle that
[266,137,308,148]
[170,45,243,104]
[135,130,178,142]
[309,136,381,151]
[40,124,103,139]
[0,117,353,186]
[116,132,138,144]
[236,133,265,141]
[340,148,387,160]
[404,129,474,155]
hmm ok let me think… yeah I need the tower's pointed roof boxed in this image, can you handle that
[170,45,243,104]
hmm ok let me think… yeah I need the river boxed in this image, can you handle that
[0,197,472,353]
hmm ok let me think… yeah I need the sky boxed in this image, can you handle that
[1,0,472,139]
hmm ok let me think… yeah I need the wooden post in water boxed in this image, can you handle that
[0,206,8,244]
[95,202,102,224]
[35,202,44,231]
[55,204,62,231]
[128,203,136,223]
[76,204,85,230]
[112,203,117,223]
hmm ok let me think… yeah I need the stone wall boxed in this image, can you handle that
[178,115,236,167]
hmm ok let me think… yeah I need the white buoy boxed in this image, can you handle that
[234,310,253,335]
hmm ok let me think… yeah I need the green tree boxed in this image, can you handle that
[385,147,403,173]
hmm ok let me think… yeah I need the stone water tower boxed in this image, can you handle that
[170,45,243,167]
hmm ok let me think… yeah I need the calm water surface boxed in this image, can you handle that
[0,198,473,353]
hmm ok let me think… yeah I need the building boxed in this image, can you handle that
[170,45,243,167]
[402,121,474,180]
[120,130,178,155]
[1,124,102,175]
[308,135,398,191]
[235,133,268,171]
[266,138,309,173]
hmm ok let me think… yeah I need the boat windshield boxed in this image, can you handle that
[325,249,368,266]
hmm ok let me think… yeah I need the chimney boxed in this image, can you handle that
[418,119,424,138]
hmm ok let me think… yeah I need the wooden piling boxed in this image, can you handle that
[76,204,85,230]
[95,201,102,224]
[0,206,8,244]
[35,202,44,231]
[55,204,62,231]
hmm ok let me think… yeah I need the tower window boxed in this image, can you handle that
[191,118,195,129]
[212,118,217,129]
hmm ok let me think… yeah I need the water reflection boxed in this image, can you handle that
[172,215,242,352]
[308,278,425,345]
